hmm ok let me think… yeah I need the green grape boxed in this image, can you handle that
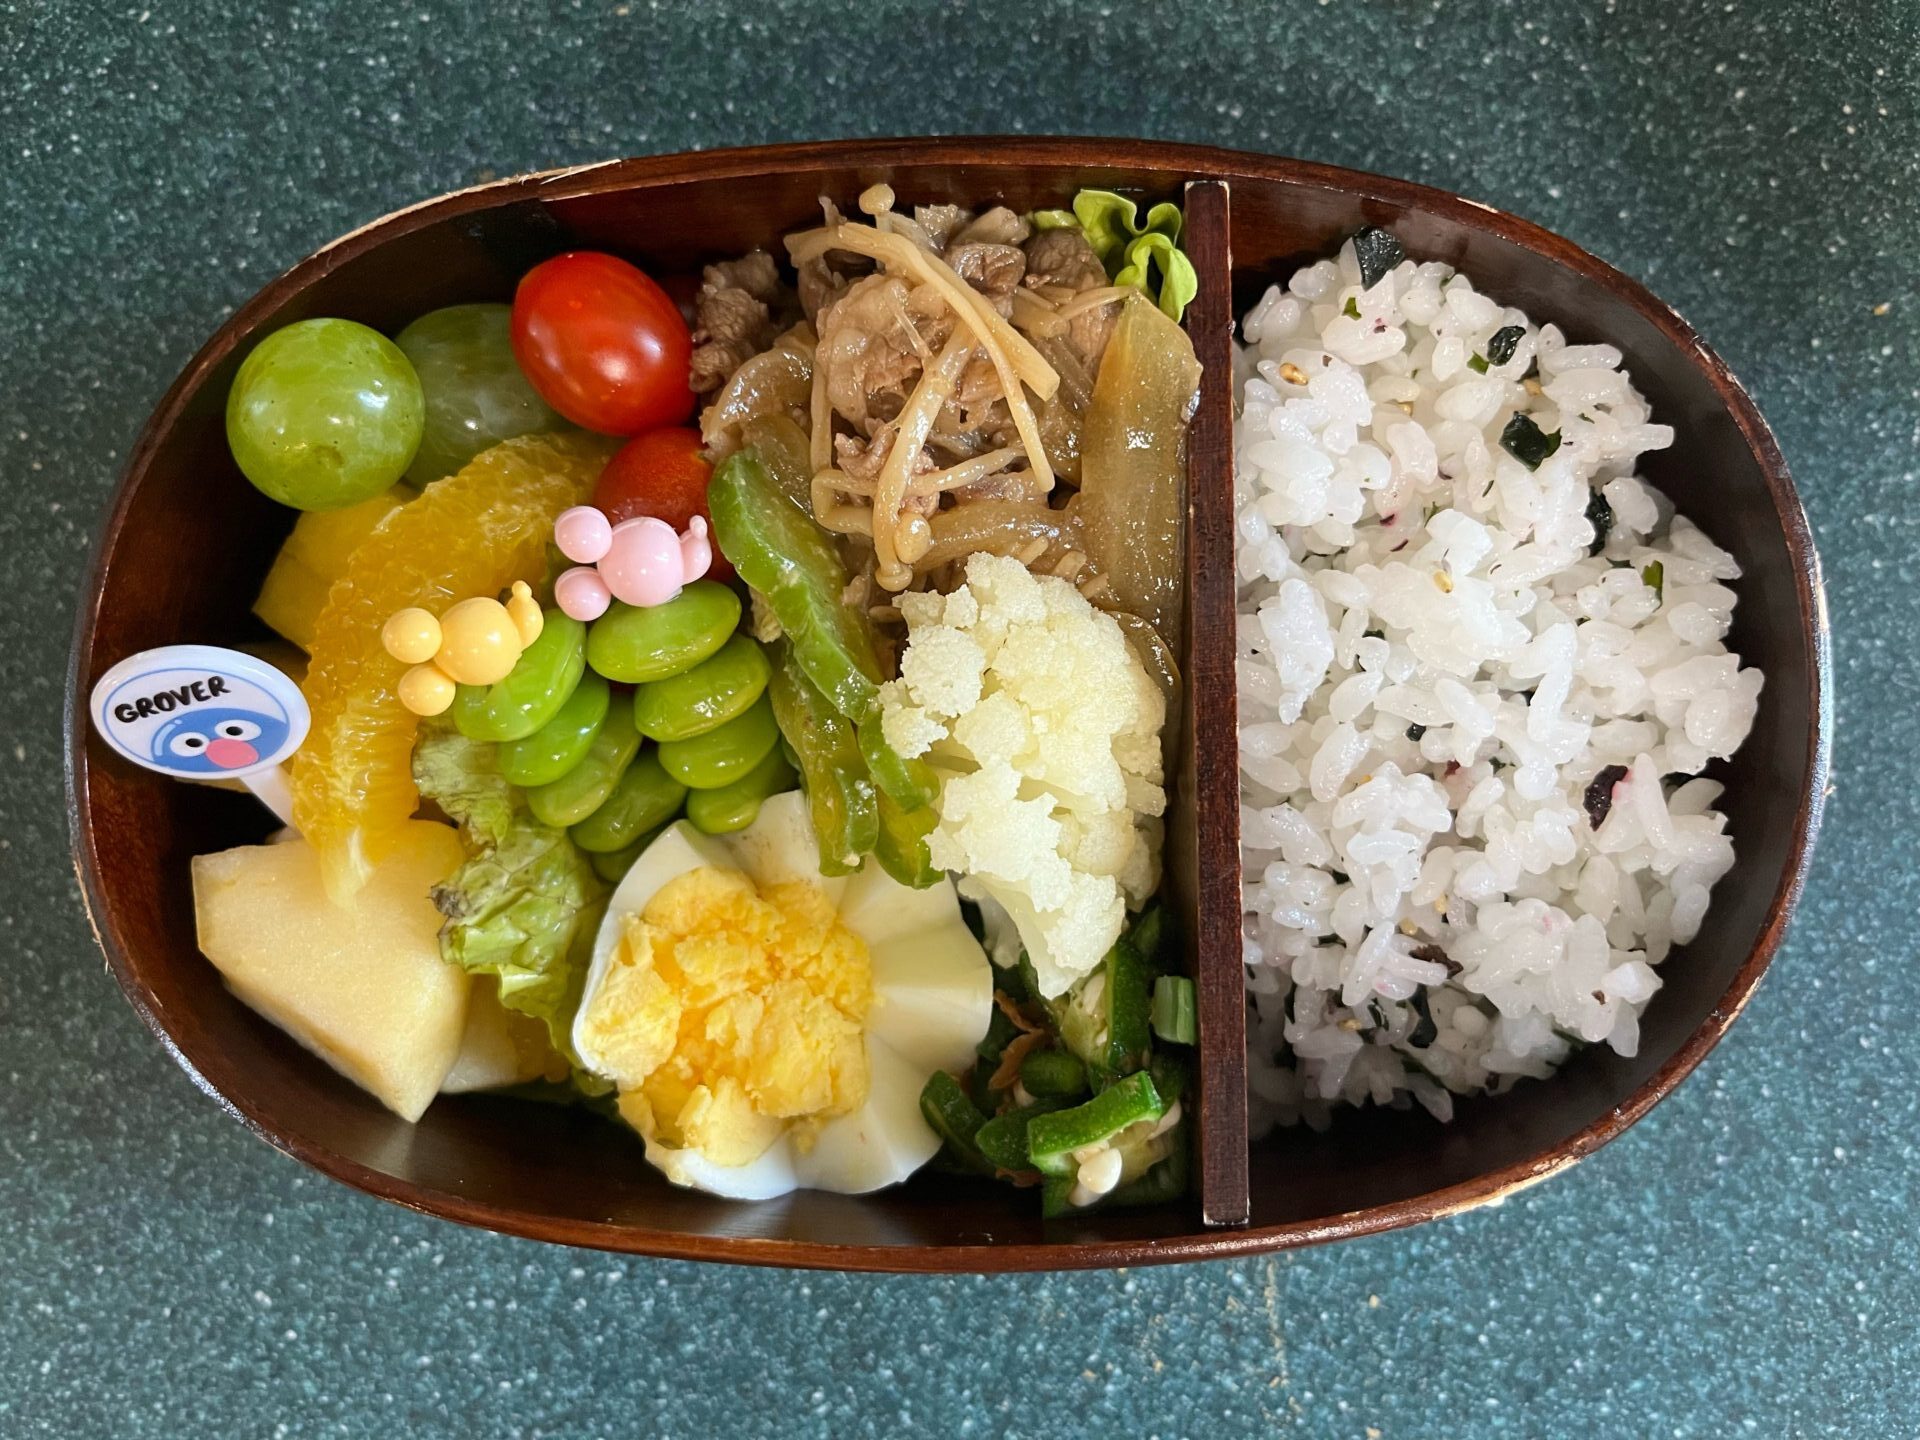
[395,304,564,485]
[226,318,425,511]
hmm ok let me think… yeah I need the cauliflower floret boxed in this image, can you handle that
[931,770,1070,908]
[877,691,946,760]
[950,689,1032,766]
[897,624,986,718]
[938,585,980,631]
[961,870,1126,998]
[882,552,1168,997]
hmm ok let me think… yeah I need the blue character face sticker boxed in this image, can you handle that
[150,707,291,774]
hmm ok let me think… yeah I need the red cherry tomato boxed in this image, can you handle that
[593,428,734,583]
[510,252,695,436]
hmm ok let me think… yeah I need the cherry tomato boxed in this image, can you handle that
[510,252,695,436]
[593,428,735,583]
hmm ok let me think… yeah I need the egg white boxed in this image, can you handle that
[576,792,993,1200]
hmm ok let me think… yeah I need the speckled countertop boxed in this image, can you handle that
[3,1,1915,1435]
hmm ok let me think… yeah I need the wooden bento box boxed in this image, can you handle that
[67,138,1828,1271]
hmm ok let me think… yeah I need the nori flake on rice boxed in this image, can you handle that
[1406,990,1439,1048]
[1350,225,1406,288]
[1585,486,1614,555]
[1235,249,1762,1132]
[1584,764,1631,829]
[1486,324,1526,366]
[1500,411,1564,469]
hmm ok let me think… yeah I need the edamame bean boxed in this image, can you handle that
[588,827,668,886]
[632,633,771,742]
[526,704,639,827]
[571,750,689,852]
[497,671,610,787]
[451,609,587,742]
[685,747,797,835]
[585,582,741,684]
[655,692,779,790]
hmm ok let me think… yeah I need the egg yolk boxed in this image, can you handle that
[579,867,872,1167]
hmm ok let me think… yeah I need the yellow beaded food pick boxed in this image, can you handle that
[382,581,546,716]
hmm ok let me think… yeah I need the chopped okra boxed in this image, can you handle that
[1027,1072,1165,1178]
[922,907,1193,1218]
[1150,975,1197,1046]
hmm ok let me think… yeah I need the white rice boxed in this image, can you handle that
[1235,237,1763,1134]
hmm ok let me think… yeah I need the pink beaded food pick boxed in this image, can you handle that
[552,506,714,621]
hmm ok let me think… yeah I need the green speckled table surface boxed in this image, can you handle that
[4,1,1915,1435]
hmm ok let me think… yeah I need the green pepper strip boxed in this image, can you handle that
[873,789,941,890]
[765,641,877,875]
[858,715,937,810]
[708,449,885,722]
[1026,1072,1164,1178]
[862,713,942,887]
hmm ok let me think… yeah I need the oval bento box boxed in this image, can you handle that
[66,138,1829,1271]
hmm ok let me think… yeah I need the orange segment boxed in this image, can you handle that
[291,432,615,903]
[253,488,407,650]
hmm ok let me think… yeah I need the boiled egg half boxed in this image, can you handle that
[573,791,993,1199]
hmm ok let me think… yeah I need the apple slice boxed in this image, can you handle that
[192,819,469,1121]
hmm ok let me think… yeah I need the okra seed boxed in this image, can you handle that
[1077,1149,1124,1196]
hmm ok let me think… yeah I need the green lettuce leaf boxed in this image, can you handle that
[414,723,605,1067]
[1071,189,1182,268]
[1113,232,1199,322]
[413,721,517,846]
[1032,190,1197,322]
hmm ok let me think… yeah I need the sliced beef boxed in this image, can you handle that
[913,203,969,251]
[1023,227,1108,292]
[688,251,788,394]
[815,275,934,434]
[947,242,1027,316]
[1022,226,1120,373]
